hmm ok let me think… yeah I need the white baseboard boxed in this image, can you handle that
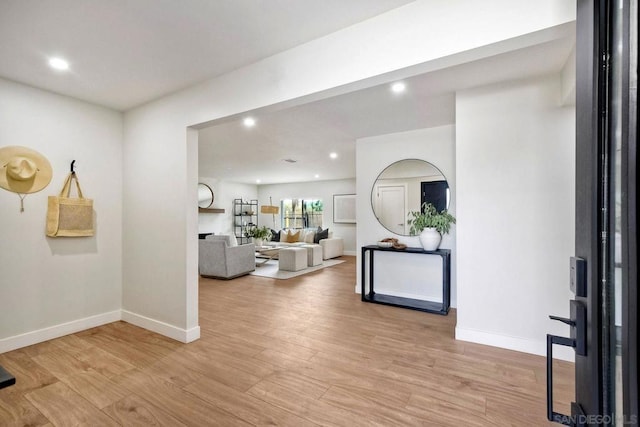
[343,251,357,256]
[455,327,575,362]
[121,310,200,343]
[0,310,121,353]
[0,310,201,354]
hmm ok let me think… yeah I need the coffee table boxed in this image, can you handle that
[255,246,282,266]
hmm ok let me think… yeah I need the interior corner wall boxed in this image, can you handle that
[355,126,457,306]
[257,178,357,254]
[121,0,574,344]
[198,179,258,236]
[0,78,123,352]
[455,74,576,360]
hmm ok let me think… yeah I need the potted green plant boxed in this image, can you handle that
[407,202,456,250]
[244,225,272,247]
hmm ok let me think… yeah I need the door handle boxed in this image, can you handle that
[548,315,575,326]
[546,334,575,425]
[546,300,587,425]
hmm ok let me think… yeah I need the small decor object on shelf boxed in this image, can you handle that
[377,237,406,250]
[407,202,456,251]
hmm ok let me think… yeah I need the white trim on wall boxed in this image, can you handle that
[0,309,201,354]
[455,327,574,362]
[121,310,200,343]
[0,310,121,353]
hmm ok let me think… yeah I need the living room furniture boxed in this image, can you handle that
[264,227,344,260]
[255,246,281,266]
[279,247,307,271]
[302,244,323,266]
[361,245,451,315]
[199,235,255,279]
[233,198,258,245]
[320,237,344,260]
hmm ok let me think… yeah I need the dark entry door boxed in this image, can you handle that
[547,0,638,425]
[420,180,448,212]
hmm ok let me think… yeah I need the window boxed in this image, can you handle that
[281,199,323,229]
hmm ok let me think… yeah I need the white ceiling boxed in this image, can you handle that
[198,35,576,185]
[0,0,415,110]
[0,1,575,187]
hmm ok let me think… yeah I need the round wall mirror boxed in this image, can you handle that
[198,183,214,208]
[371,159,449,236]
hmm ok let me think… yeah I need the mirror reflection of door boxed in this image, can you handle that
[377,185,406,235]
[371,159,450,235]
[421,180,448,213]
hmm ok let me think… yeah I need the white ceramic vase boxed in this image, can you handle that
[253,238,263,248]
[419,227,441,251]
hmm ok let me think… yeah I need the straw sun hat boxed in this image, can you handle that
[0,146,52,194]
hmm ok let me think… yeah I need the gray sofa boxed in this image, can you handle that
[199,235,255,279]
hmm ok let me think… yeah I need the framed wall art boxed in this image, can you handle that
[333,194,356,224]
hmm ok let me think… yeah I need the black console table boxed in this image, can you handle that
[0,365,15,389]
[361,245,451,315]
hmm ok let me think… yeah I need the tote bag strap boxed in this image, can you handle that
[59,173,85,199]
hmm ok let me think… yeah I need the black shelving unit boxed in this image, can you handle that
[361,245,451,315]
[233,199,258,245]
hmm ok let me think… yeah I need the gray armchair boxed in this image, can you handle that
[199,235,255,279]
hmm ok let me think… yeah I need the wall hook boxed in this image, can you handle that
[70,160,76,174]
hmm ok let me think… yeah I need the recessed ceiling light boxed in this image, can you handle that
[391,82,406,93]
[314,174,320,179]
[256,179,261,184]
[243,117,256,127]
[48,57,69,71]
[329,152,338,159]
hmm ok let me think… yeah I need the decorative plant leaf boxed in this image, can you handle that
[244,225,272,240]
[407,202,456,235]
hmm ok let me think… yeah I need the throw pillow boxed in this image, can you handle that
[314,228,329,243]
[229,234,238,247]
[304,230,315,243]
[286,230,300,243]
[280,229,288,242]
[270,229,280,242]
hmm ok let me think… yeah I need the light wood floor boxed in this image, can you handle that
[0,256,574,426]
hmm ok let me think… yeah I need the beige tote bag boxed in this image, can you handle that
[46,173,94,237]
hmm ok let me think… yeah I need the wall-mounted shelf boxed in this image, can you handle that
[199,207,225,213]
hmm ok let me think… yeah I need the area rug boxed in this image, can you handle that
[250,259,344,280]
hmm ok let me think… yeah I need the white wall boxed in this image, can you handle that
[198,178,257,236]
[122,1,575,342]
[356,126,457,305]
[0,78,122,352]
[455,75,575,360]
[257,179,357,254]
